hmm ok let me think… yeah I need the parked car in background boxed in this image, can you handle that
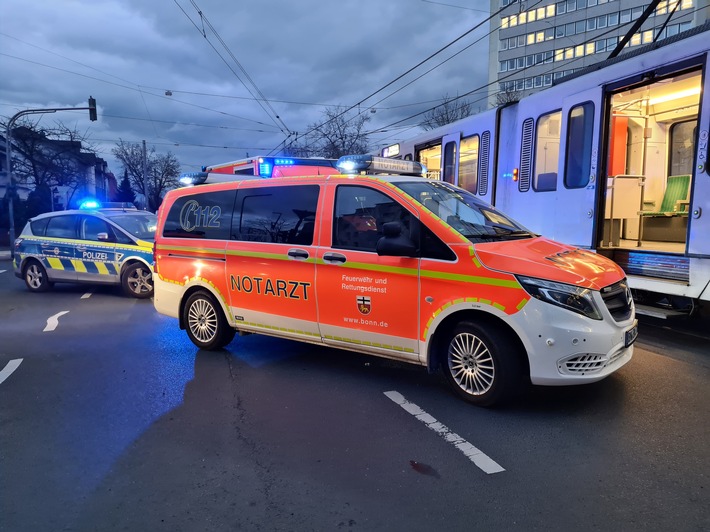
[13,204,156,298]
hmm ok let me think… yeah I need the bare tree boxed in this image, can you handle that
[285,106,370,159]
[420,94,473,130]
[112,140,180,211]
[494,87,522,107]
[1,117,100,215]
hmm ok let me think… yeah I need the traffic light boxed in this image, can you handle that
[88,96,97,121]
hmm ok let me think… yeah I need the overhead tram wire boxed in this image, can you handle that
[0,52,281,130]
[174,0,292,137]
[363,11,702,137]
[282,0,544,154]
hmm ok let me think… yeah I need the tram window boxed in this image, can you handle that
[669,121,696,176]
[565,102,594,189]
[459,135,479,194]
[443,141,457,184]
[533,111,562,192]
[418,144,442,180]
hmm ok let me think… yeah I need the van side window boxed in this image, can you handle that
[333,185,412,252]
[163,190,236,240]
[234,185,319,244]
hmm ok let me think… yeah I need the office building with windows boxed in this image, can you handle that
[488,0,709,104]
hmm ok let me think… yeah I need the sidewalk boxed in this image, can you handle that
[0,246,11,260]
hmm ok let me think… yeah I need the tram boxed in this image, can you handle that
[382,23,710,316]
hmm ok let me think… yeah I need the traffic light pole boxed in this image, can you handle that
[4,98,97,258]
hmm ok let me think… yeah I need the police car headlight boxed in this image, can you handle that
[516,275,602,320]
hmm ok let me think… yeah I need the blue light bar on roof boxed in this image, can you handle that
[79,199,101,209]
[179,172,208,186]
[336,154,425,176]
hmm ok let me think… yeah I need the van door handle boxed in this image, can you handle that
[323,252,347,264]
[288,248,309,260]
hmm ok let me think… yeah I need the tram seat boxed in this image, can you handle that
[641,174,691,242]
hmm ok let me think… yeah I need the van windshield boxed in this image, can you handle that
[395,181,535,243]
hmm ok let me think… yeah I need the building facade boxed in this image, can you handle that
[488,0,710,105]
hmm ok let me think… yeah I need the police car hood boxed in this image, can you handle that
[473,237,624,290]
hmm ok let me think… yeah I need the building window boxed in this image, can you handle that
[609,12,619,25]
[557,1,566,14]
[620,9,631,23]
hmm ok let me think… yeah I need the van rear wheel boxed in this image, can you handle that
[441,320,524,407]
[183,291,235,350]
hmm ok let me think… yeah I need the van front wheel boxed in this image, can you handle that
[441,320,524,407]
[183,291,235,350]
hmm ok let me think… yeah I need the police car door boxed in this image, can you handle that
[75,214,118,283]
[316,182,420,361]
[41,214,79,282]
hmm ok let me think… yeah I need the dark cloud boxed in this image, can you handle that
[1,0,490,173]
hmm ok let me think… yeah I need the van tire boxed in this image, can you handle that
[183,291,235,350]
[23,260,53,293]
[441,320,524,407]
[122,262,154,299]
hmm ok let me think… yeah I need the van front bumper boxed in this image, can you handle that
[509,297,635,386]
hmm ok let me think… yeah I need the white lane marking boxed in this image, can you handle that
[0,359,23,385]
[384,390,505,475]
[0,269,7,274]
[81,292,92,299]
[44,311,70,332]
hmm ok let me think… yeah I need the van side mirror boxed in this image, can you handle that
[376,221,417,257]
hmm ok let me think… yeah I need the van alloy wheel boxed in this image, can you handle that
[441,320,525,407]
[183,291,235,350]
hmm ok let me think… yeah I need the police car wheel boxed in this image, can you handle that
[122,263,154,299]
[23,260,52,293]
[183,291,235,350]
[441,320,524,407]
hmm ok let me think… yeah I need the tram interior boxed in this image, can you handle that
[601,70,700,253]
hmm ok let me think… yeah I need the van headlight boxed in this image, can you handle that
[516,275,602,320]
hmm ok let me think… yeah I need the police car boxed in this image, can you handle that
[13,203,156,298]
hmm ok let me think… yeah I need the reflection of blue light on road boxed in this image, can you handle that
[61,317,196,499]
[229,335,312,367]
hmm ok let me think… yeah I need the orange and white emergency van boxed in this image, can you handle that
[153,155,637,406]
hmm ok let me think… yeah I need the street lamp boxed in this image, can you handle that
[4,97,97,258]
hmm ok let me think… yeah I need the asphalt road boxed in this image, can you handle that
[1,258,708,532]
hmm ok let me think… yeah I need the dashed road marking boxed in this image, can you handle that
[384,390,505,475]
[44,311,70,332]
[0,359,23,385]
[0,270,7,274]
[81,292,92,299]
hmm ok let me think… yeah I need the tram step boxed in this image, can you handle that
[634,303,689,319]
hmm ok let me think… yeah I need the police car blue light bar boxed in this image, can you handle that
[336,154,426,176]
[79,199,101,209]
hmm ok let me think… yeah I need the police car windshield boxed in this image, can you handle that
[102,211,157,240]
[395,181,534,243]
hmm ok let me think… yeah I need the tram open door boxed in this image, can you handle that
[597,63,710,310]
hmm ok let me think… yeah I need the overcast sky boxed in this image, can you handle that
[1,0,492,176]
